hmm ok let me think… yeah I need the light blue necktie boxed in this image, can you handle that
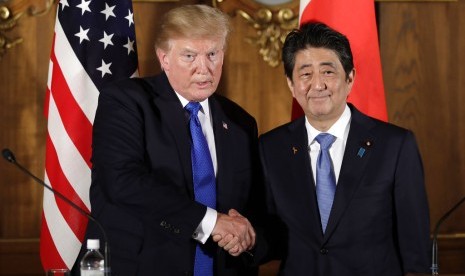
[185,102,216,276]
[315,133,336,233]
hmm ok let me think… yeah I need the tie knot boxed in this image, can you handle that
[185,102,202,116]
[315,133,336,150]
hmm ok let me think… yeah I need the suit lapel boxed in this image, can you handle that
[143,75,194,197]
[286,118,324,242]
[208,96,232,212]
[323,106,377,242]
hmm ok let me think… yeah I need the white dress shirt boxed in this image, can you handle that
[175,92,217,244]
[306,105,351,184]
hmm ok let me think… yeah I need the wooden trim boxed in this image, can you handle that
[0,239,43,275]
[437,233,465,239]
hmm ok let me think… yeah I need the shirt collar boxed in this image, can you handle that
[174,91,210,117]
[306,104,351,145]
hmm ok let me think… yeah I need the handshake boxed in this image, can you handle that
[211,209,256,257]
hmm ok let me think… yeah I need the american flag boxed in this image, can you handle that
[41,0,138,270]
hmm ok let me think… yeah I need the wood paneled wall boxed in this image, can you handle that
[1,0,465,275]
[379,1,465,272]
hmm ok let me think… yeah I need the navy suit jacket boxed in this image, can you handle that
[77,73,260,276]
[258,104,430,276]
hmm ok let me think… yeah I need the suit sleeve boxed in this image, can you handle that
[91,81,206,242]
[253,135,288,263]
[394,130,431,273]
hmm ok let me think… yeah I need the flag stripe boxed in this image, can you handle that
[40,212,66,270]
[43,173,83,269]
[54,20,99,123]
[46,132,90,220]
[44,61,54,119]
[50,48,93,168]
[48,85,92,207]
[41,0,139,270]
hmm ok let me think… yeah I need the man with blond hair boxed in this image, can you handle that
[78,5,260,276]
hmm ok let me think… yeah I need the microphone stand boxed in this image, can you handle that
[431,195,465,275]
[2,148,111,276]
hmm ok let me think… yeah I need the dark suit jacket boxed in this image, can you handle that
[258,104,430,276]
[76,73,260,276]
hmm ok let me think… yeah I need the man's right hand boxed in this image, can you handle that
[211,209,256,256]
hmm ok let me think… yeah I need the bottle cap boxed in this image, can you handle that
[87,239,100,250]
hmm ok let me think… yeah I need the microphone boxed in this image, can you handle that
[2,148,111,275]
[431,195,465,275]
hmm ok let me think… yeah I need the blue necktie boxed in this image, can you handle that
[185,102,216,276]
[315,133,336,233]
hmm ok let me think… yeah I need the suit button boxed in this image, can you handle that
[320,248,328,255]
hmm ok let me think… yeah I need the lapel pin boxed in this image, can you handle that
[222,121,228,130]
[292,146,298,155]
[357,140,373,158]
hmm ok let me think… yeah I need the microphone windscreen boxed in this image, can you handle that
[2,148,15,163]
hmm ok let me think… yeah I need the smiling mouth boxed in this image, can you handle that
[309,94,331,100]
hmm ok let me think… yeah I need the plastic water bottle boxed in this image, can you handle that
[80,239,105,276]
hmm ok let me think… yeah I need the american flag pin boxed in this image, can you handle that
[222,121,228,130]
[292,146,298,154]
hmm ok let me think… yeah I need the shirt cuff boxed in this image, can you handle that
[192,207,217,244]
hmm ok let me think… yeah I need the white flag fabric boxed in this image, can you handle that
[41,0,138,270]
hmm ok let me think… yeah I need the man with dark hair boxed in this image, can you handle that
[259,22,430,275]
